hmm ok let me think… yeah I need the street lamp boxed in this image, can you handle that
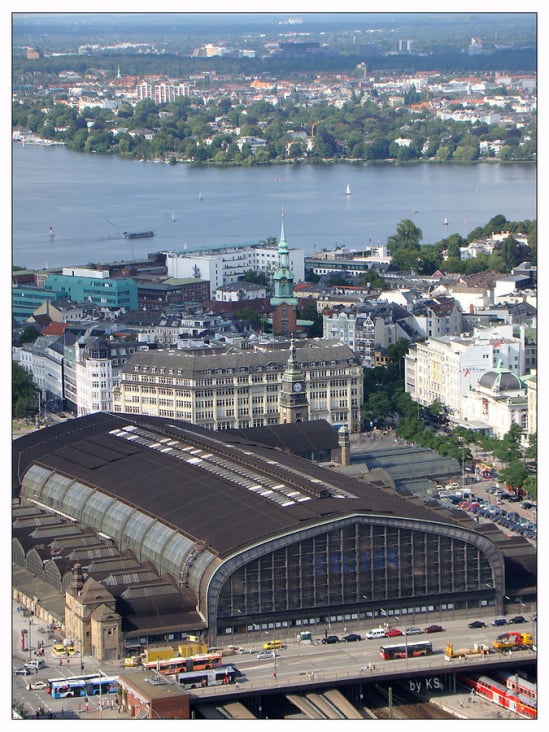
[28,618,32,662]
[265,631,277,681]
[394,616,408,667]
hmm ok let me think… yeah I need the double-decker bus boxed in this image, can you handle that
[379,641,433,660]
[175,664,240,689]
[143,652,222,675]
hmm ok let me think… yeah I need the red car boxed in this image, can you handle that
[424,624,445,633]
[385,627,403,637]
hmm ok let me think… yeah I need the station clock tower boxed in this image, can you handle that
[279,337,309,424]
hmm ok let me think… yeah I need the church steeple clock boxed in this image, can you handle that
[270,210,298,336]
[279,337,309,424]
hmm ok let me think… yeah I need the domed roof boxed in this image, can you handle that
[478,367,524,392]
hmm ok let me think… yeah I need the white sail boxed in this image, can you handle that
[345,184,351,196]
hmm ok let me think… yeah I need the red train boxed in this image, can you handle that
[458,673,536,719]
[492,669,537,704]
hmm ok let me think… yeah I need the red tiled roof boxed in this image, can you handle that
[41,322,68,336]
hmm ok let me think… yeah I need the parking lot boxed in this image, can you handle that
[436,479,536,543]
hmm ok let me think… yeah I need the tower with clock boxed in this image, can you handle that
[270,210,298,336]
[279,337,309,424]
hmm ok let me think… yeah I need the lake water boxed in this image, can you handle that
[12,144,536,270]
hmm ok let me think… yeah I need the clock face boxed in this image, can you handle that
[293,382,303,393]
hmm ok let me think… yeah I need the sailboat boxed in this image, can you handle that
[171,213,176,222]
[345,184,351,196]
[198,192,203,201]
[49,226,55,239]
[443,216,449,226]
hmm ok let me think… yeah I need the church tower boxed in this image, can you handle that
[270,210,298,336]
[279,337,309,424]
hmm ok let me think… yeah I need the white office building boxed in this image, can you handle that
[165,243,304,291]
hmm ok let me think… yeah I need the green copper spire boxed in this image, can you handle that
[279,208,288,255]
[271,210,297,306]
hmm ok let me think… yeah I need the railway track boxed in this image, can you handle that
[365,683,457,720]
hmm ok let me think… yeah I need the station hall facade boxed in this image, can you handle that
[13,412,535,656]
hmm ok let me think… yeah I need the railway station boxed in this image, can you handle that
[12,412,535,660]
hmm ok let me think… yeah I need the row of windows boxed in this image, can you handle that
[217,523,493,618]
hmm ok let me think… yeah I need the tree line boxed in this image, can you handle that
[12,80,536,165]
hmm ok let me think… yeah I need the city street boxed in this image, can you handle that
[12,594,536,719]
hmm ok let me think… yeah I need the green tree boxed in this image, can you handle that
[357,270,386,289]
[18,325,41,345]
[525,432,537,460]
[12,362,38,419]
[233,305,261,327]
[363,391,393,425]
[498,462,529,491]
[387,219,423,251]
[299,300,323,337]
[240,269,269,286]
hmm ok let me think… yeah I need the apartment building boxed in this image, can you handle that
[405,336,493,420]
[62,329,149,416]
[113,339,363,432]
[322,310,375,367]
[405,325,529,432]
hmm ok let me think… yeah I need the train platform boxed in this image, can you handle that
[431,689,522,720]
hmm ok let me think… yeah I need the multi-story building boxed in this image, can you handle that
[118,310,235,348]
[322,310,375,367]
[412,296,464,339]
[136,278,210,309]
[460,366,529,439]
[405,329,527,428]
[323,302,423,366]
[13,336,64,403]
[62,328,150,416]
[113,339,363,432]
[12,285,58,322]
[136,79,190,104]
[45,268,139,311]
[165,242,304,292]
[214,281,267,302]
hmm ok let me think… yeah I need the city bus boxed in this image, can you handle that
[143,652,222,675]
[379,641,433,660]
[47,673,113,697]
[89,677,118,695]
[49,678,88,698]
[175,664,240,689]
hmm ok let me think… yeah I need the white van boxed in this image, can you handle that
[25,659,45,670]
[365,628,386,640]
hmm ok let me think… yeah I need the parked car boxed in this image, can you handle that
[385,628,403,637]
[404,627,423,635]
[257,651,277,660]
[491,618,507,626]
[14,667,31,676]
[424,624,445,633]
[321,635,340,644]
[342,633,362,642]
[509,615,526,624]
[468,620,487,629]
